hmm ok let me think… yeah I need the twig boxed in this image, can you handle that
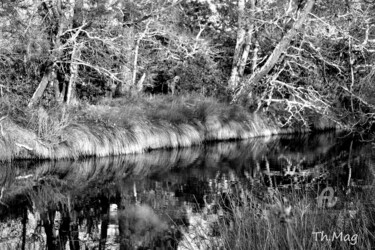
[347,141,353,187]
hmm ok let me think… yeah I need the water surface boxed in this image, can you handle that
[0,132,374,249]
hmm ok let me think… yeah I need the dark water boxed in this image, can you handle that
[0,132,374,249]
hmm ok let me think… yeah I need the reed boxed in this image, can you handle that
[0,95,339,161]
[209,188,375,250]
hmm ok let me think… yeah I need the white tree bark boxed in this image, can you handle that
[228,0,247,90]
[132,21,151,94]
[228,0,256,92]
[66,42,81,104]
[28,69,56,108]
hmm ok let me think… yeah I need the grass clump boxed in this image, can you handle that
[0,94,330,161]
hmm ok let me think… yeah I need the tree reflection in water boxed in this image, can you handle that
[0,132,374,249]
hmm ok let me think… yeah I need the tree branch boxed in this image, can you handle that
[233,0,316,103]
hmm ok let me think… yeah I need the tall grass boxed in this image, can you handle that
[210,188,375,250]
[0,95,340,161]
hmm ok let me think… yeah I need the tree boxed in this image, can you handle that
[23,0,185,105]
[27,0,87,107]
[229,0,375,129]
[2,0,375,134]
[231,0,316,103]
[228,0,255,91]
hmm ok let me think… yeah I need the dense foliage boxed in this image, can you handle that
[1,0,375,132]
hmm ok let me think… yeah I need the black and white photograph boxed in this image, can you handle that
[0,0,375,249]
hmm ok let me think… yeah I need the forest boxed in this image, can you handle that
[1,0,375,160]
[2,1,375,249]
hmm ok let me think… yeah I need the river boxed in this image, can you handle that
[0,132,374,249]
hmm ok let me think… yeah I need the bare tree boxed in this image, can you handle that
[232,0,316,103]
[28,0,85,107]
[28,0,65,108]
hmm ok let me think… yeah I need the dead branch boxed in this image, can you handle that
[15,143,33,151]
[69,59,123,83]
[0,116,7,123]
[15,174,34,180]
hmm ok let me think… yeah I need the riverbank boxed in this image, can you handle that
[0,95,339,161]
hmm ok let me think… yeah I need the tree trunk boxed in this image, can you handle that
[28,69,56,108]
[29,1,64,107]
[51,0,65,102]
[42,211,57,250]
[228,0,246,90]
[168,76,180,95]
[228,0,256,92]
[252,40,259,73]
[233,0,316,102]
[66,43,81,104]
[116,65,132,96]
[136,72,146,93]
[131,21,150,95]
[132,38,141,88]
[99,195,110,250]
[29,0,84,107]
[349,37,355,112]
[66,0,84,104]
[238,22,254,77]
[54,79,65,104]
